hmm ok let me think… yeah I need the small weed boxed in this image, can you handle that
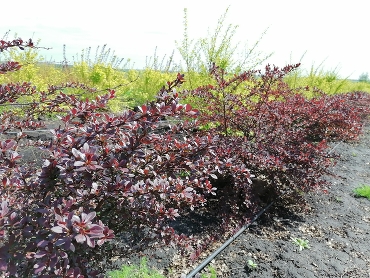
[247,259,258,270]
[178,170,191,178]
[352,152,358,157]
[200,266,217,278]
[353,185,370,200]
[334,196,343,203]
[291,237,311,251]
[107,257,165,278]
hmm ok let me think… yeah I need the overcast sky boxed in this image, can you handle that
[1,0,369,79]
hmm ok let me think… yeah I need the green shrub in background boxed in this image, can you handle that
[0,38,46,89]
[175,6,272,90]
[71,62,128,100]
[69,45,132,111]
[0,40,47,108]
[121,68,173,107]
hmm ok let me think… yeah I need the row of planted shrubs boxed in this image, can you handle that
[1,38,370,277]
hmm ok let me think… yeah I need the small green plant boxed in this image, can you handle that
[247,259,258,270]
[107,257,165,278]
[353,185,370,200]
[200,265,217,278]
[291,237,311,251]
[178,170,191,178]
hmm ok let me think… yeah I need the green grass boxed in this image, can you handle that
[107,257,165,278]
[353,185,370,200]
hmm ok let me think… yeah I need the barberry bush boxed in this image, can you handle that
[0,38,226,277]
[182,63,370,213]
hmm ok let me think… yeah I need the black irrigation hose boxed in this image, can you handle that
[186,201,275,278]
[186,141,342,278]
[327,141,342,155]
